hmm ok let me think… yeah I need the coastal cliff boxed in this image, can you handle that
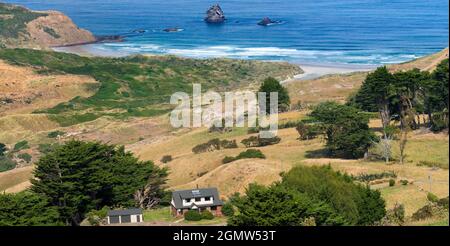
[0,3,96,48]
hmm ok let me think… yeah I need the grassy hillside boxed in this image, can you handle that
[0,47,447,225]
[130,111,448,221]
[0,48,302,126]
[0,3,47,46]
[1,2,96,48]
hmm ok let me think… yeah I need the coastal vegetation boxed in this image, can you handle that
[0,48,301,126]
[227,165,386,226]
[307,102,376,159]
[0,140,168,225]
[0,2,448,226]
[258,77,291,113]
[0,192,63,226]
[222,149,266,164]
[349,59,449,163]
[0,3,46,41]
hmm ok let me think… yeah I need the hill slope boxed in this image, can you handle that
[0,2,95,48]
[0,48,302,126]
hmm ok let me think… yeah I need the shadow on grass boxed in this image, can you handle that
[304,148,331,159]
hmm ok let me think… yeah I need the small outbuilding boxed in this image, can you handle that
[106,208,143,224]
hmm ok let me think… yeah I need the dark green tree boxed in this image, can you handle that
[31,140,168,225]
[258,77,290,113]
[281,165,386,225]
[432,58,449,111]
[348,67,395,130]
[356,185,386,225]
[0,143,6,156]
[0,192,63,226]
[392,69,429,127]
[421,59,449,131]
[227,183,346,226]
[310,101,376,159]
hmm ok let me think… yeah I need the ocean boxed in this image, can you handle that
[4,0,449,65]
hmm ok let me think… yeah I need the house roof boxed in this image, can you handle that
[107,208,142,216]
[171,188,224,209]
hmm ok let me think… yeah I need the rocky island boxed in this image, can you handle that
[204,4,225,23]
[258,17,282,26]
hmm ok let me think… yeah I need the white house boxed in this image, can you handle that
[171,188,224,217]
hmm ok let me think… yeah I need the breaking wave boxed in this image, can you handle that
[95,43,422,65]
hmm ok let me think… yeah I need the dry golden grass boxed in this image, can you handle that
[0,114,59,144]
[172,159,283,198]
[286,72,368,105]
[132,109,448,216]
[389,48,449,72]
[0,166,33,192]
[0,60,98,116]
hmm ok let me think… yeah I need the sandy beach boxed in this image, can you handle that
[284,63,376,82]
[53,44,130,57]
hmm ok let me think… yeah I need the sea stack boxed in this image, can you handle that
[258,17,279,26]
[204,4,225,23]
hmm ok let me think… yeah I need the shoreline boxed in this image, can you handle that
[54,44,378,80]
[283,62,376,82]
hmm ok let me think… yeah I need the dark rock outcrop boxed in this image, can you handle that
[163,27,184,33]
[132,29,147,34]
[95,35,124,43]
[258,17,282,26]
[204,4,225,23]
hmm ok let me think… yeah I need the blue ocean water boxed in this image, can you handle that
[4,0,449,65]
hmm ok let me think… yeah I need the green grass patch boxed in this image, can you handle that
[182,216,227,225]
[425,218,449,226]
[0,48,301,126]
[392,139,449,166]
[48,113,100,127]
[143,207,177,223]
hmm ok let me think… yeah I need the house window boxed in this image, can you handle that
[195,197,201,202]
[205,197,211,201]
[185,199,191,203]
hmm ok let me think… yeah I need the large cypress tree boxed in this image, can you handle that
[310,101,376,159]
[348,66,395,130]
[31,140,168,225]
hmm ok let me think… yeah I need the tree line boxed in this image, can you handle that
[295,59,449,161]
[0,140,168,226]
